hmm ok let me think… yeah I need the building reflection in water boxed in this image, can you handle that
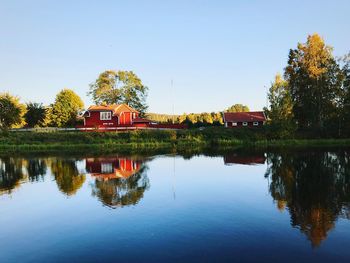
[224,152,266,165]
[265,150,350,247]
[87,157,150,209]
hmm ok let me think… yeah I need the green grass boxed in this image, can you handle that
[1,127,350,153]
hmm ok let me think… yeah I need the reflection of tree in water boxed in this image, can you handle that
[0,157,26,195]
[27,159,47,182]
[265,150,350,247]
[91,164,150,208]
[50,159,85,196]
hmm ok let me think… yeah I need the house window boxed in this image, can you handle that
[101,163,113,173]
[100,111,112,120]
[242,122,248,126]
[232,122,237,126]
[253,122,259,126]
[132,112,136,119]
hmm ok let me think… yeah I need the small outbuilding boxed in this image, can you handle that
[223,111,266,128]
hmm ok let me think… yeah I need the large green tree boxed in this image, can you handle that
[225,104,250,113]
[285,34,342,132]
[266,74,296,138]
[0,93,26,131]
[338,53,350,136]
[50,89,84,127]
[89,70,148,116]
[24,102,47,128]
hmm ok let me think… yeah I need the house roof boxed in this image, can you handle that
[223,111,266,122]
[132,117,152,123]
[86,104,138,116]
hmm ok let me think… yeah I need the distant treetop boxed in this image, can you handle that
[225,104,250,113]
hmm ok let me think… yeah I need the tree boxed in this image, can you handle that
[285,34,342,132]
[177,113,187,124]
[266,74,296,138]
[0,93,26,131]
[50,89,84,127]
[201,113,213,124]
[212,112,223,125]
[225,104,250,112]
[24,102,47,128]
[338,53,350,136]
[89,70,148,116]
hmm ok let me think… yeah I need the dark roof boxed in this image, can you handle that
[223,111,266,122]
[132,118,152,123]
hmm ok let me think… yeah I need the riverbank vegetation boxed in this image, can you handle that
[1,128,350,153]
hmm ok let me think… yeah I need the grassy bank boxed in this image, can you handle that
[1,127,350,153]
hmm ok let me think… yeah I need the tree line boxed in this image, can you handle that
[0,82,249,130]
[0,70,150,130]
[147,104,250,127]
[265,33,350,138]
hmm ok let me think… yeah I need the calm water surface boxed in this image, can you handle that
[1,149,350,262]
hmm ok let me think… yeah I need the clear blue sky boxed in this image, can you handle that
[1,0,349,114]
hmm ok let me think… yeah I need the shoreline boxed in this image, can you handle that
[1,131,350,153]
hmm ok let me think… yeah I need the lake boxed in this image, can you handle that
[1,148,350,262]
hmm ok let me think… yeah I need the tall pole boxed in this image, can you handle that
[265,85,268,109]
[171,79,175,124]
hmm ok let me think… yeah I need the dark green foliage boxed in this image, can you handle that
[24,102,47,128]
[265,74,296,138]
[339,53,350,136]
[284,34,342,133]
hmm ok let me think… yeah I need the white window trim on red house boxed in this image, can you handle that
[100,111,112,120]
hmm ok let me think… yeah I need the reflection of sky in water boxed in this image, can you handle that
[0,152,350,262]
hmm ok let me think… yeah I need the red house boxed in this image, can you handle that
[82,104,151,128]
[223,111,266,128]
